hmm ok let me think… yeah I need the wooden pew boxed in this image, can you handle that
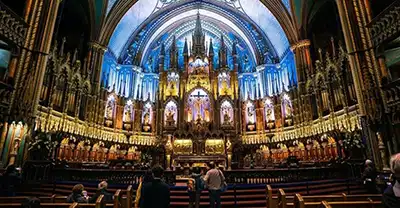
[0,195,55,203]
[342,194,382,202]
[112,189,121,208]
[266,185,383,208]
[267,185,274,208]
[77,195,104,208]
[293,194,324,208]
[0,202,78,207]
[321,200,383,208]
[120,185,132,208]
[278,189,287,208]
[54,195,68,203]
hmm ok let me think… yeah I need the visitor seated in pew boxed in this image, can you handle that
[67,184,89,203]
[89,181,113,203]
[383,153,400,208]
[0,165,21,197]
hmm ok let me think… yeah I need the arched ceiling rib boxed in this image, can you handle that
[106,0,292,63]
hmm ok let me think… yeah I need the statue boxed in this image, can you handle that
[285,102,292,117]
[194,98,203,119]
[223,111,231,125]
[143,112,150,125]
[124,108,131,122]
[166,108,175,123]
[168,81,177,96]
[221,79,229,95]
[247,107,255,124]
[106,104,113,119]
[204,108,210,122]
[187,108,192,122]
[266,108,273,122]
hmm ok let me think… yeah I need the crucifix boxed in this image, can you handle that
[191,90,207,120]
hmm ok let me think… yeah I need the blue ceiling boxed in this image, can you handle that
[107,0,291,65]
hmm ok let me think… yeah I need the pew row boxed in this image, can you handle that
[321,200,383,208]
[266,185,382,208]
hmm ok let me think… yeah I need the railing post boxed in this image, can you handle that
[306,181,309,195]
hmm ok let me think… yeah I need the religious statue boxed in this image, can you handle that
[124,108,131,122]
[165,108,175,125]
[224,112,231,124]
[221,79,229,95]
[204,108,210,122]
[143,112,150,125]
[194,98,203,119]
[187,108,192,122]
[266,109,273,122]
[247,107,255,124]
[106,103,113,119]
[285,102,292,117]
[168,81,177,96]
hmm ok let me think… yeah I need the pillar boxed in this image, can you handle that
[290,40,313,124]
[0,122,8,166]
[336,0,385,169]
[9,0,62,125]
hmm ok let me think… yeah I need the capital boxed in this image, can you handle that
[290,40,311,51]
[88,42,108,52]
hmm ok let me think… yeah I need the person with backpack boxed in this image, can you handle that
[204,162,226,208]
[188,167,204,208]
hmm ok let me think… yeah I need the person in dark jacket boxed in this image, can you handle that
[383,153,400,208]
[362,159,378,194]
[135,169,153,208]
[90,181,113,203]
[140,166,170,208]
[67,184,88,203]
[188,167,204,208]
[1,165,21,196]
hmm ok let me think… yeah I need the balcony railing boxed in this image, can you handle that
[368,0,400,46]
[0,1,28,46]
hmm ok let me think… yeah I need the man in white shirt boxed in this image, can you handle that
[204,162,225,208]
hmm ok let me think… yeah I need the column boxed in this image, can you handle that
[0,122,8,166]
[290,40,312,124]
[10,0,63,125]
[336,0,384,169]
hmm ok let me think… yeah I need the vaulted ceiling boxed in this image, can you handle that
[103,0,293,66]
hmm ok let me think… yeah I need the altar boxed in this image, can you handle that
[170,138,227,168]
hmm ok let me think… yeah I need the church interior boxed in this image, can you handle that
[0,0,399,207]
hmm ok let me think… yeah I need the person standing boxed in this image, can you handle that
[135,169,153,208]
[383,153,400,208]
[0,165,21,196]
[362,159,378,194]
[204,162,225,208]
[140,166,170,208]
[188,167,204,208]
